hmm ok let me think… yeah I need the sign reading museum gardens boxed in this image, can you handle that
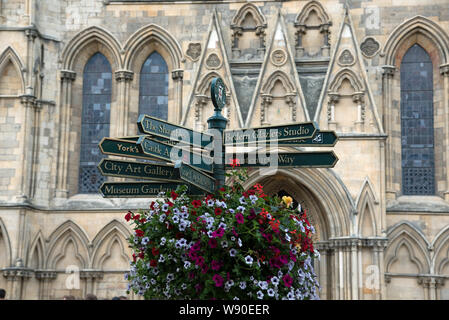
[97,77,339,198]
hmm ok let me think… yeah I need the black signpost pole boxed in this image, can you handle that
[208,77,228,190]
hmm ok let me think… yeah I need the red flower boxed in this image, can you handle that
[282,274,293,288]
[212,274,224,287]
[135,229,144,237]
[211,260,221,271]
[171,191,178,200]
[132,253,136,262]
[208,238,218,248]
[214,207,222,216]
[235,213,244,224]
[150,259,157,267]
[152,247,160,256]
[219,187,226,192]
[229,158,240,168]
[150,202,155,210]
[125,211,132,222]
[167,200,174,207]
[192,200,201,208]
[138,251,144,259]
[133,214,140,221]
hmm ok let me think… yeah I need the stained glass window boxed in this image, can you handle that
[400,44,435,195]
[139,51,169,120]
[79,53,112,194]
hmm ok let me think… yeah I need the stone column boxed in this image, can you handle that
[194,95,208,131]
[231,26,242,59]
[294,24,306,58]
[35,270,57,300]
[320,23,331,57]
[2,267,33,299]
[260,94,272,125]
[327,94,339,131]
[382,65,396,200]
[17,95,36,202]
[114,70,134,137]
[172,69,184,124]
[435,278,445,300]
[255,26,266,58]
[285,94,297,122]
[353,93,365,132]
[350,239,359,300]
[80,270,104,296]
[439,64,449,201]
[55,70,76,200]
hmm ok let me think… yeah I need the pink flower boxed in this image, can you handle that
[213,274,224,287]
[283,274,293,288]
[280,255,289,265]
[236,213,244,224]
[208,238,218,248]
[211,260,221,271]
[212,227,225,238]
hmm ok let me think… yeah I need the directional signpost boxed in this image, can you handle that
[138,114,214,149]
[225,151,339,168]
[97,76,340,199]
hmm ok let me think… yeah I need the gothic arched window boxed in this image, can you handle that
[78,53,112,194]
[139,51,168,120]
[400,44,435,195]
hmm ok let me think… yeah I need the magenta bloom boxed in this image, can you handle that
[208,238,218,248]
[289,251,297,262]
[236,213,244,224]
[195,255,205,266]
[283,274,293,288]
[279,255,289,265]
[212,227,225,238]
[211,260,221,271]
[213,274,224,287]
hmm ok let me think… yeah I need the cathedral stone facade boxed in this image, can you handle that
[1,0,449,300]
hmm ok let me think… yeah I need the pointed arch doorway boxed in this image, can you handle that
[253,173,334,299]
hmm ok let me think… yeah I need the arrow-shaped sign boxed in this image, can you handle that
[99,181,205,198]
[137,136,214,174]
[225,151,339,168]
[224,121,319,145]
[178,163,216,193]
[267,131,338,147]
[98,159,181,182]
[137,114,214,149]
[98,137,164,161]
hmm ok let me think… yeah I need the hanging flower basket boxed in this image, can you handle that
[125,169,320,300]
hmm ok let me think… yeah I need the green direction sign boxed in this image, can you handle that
[224,122,319,145]
[225,151,338,168]
[137,136,214,174]
[179,163,215,193]
[137,114,213,149]
[99,181,205,198]
[98,159,181,182]
[275,130,338,147]
[99,137,162,161]
[211,77,226,111]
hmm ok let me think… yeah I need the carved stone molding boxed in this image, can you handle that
[114,70,134,82]
[361,37,381,58]
[186,43,201,61]
[35,270,57,280]
[382,65,396,78]
[440,63,449,76]
[205,53,221,70]
[60,70,76,82]
[271,49,287,67]
[2,267,34,280]
[338,49,355,66]
[171,69,184,81]
[20,94,36,107]
[80,270,104,280]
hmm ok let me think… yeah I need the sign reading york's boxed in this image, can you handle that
[97,77,339,198]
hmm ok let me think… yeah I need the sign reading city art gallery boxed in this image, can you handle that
[225,151,339,168]
[224,122,319,145]
[137,136,213,173]
[137,114,214,149]
[99,181,204,198]
[98,159,181,182]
